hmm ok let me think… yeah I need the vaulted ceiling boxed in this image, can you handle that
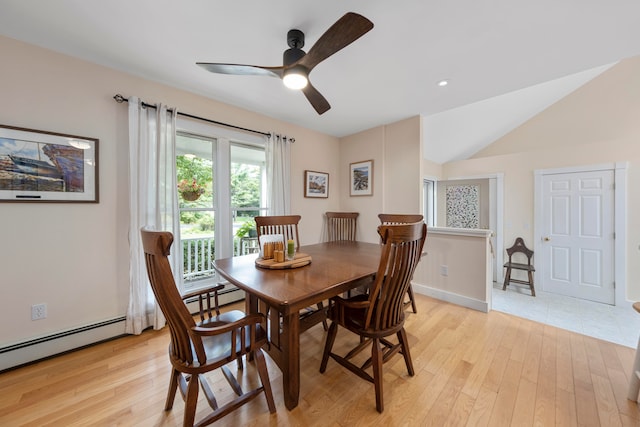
[1,1,638,163]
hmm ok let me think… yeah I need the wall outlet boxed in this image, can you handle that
[31,303,47,320]
[440,265,448,276]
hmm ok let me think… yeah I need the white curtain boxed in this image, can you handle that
[265,133,292,215]
[125,97,179,334]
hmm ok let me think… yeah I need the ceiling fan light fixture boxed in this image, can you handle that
[283,66,308,90]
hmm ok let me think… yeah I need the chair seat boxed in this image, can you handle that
[328,294,368,330]
[200,326,267,364]
[196,310,268,362]
[503,261,535,271]
[328,295,405,338]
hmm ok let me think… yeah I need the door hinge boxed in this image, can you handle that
[613,281,616,289]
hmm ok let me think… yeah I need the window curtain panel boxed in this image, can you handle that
[126,97,179,334]
[265,133,291,215]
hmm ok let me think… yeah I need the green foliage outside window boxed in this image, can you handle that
[231,162,261,218]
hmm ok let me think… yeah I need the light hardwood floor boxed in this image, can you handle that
[1,294,639,426]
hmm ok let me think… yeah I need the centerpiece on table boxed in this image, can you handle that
[177,178,205,201]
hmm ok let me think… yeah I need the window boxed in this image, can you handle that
[423,178,436,227]
[175,121,266,293]
[231,143,267,256]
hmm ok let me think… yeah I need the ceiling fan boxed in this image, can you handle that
[197,12,374,115]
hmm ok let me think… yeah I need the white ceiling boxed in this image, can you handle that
[0,1,638,163]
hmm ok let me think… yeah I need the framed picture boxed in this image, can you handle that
[350,159,373,196]
[304,170,329,198]
[0,125,99,202]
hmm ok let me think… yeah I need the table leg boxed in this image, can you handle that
[281,310,301,410]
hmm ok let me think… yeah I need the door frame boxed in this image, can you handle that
[534,162,627,306]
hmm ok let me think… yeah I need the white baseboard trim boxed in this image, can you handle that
[412,282,489,313]
[0,317,127,372]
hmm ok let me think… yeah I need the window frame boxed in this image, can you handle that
[175,118,266,293]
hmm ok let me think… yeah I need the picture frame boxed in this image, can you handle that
[350,159,373,196]
[0,124,99,202]
[304,170,329,198]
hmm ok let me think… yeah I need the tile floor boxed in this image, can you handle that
[492,282,640,348]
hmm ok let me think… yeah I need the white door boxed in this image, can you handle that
[541,170,614,304]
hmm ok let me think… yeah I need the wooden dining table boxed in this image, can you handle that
[213,240,382,410]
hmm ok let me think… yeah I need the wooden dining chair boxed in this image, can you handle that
[254,215,328,331]
[502,237,536,296]
[377,213,424,313]
[320,222,427,413]
[325,211,359,242]
[140,228,276,426]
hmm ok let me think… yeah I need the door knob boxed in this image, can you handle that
[544,237,551,241]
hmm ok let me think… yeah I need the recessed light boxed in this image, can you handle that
[437,79,449,87]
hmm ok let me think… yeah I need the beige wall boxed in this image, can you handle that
[0,35,339,346]
[339,116,422,243]
[441,56,640,301]
[413,228,493,311]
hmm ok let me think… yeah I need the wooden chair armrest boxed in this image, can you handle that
[191,313,265,336]
[181,283,225,301]
[331,295,370,310]
[182,283,226,322]
[190,313,267,363]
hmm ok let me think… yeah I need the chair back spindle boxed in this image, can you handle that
[255,215,301,249]
[326,211,359,242]
[367,223,426,331]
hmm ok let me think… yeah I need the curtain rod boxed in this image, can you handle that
[113,94,271,138]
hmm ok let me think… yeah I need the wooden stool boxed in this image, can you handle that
[502,237,535,296]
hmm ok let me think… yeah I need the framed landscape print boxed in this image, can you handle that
[350,159,373,196]
[0,125,99,202]
[304,170,329,198]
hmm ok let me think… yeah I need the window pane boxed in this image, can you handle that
[176,134,213,209]
[181,211,216,283]
[424,179,435,227]
[230,143,266,256]
[176,133,216,286]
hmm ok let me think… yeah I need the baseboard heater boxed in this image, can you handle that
[0,285,245,373]
[0,316,127,373]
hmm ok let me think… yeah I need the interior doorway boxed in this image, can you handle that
[436,174,504,283]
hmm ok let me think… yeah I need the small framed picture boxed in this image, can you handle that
[0,124,99,202]
[350,160,373,196]
[304,170,329,198]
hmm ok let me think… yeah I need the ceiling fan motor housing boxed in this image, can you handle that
[283,47,306,66]
[287,29,305,49]
[284,29,306,66]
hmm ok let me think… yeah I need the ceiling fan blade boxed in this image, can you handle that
[197,62,284,78]
[301,82,331,115]
[298,12,373,72]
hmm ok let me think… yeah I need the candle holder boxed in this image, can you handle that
[286,239,296,260]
